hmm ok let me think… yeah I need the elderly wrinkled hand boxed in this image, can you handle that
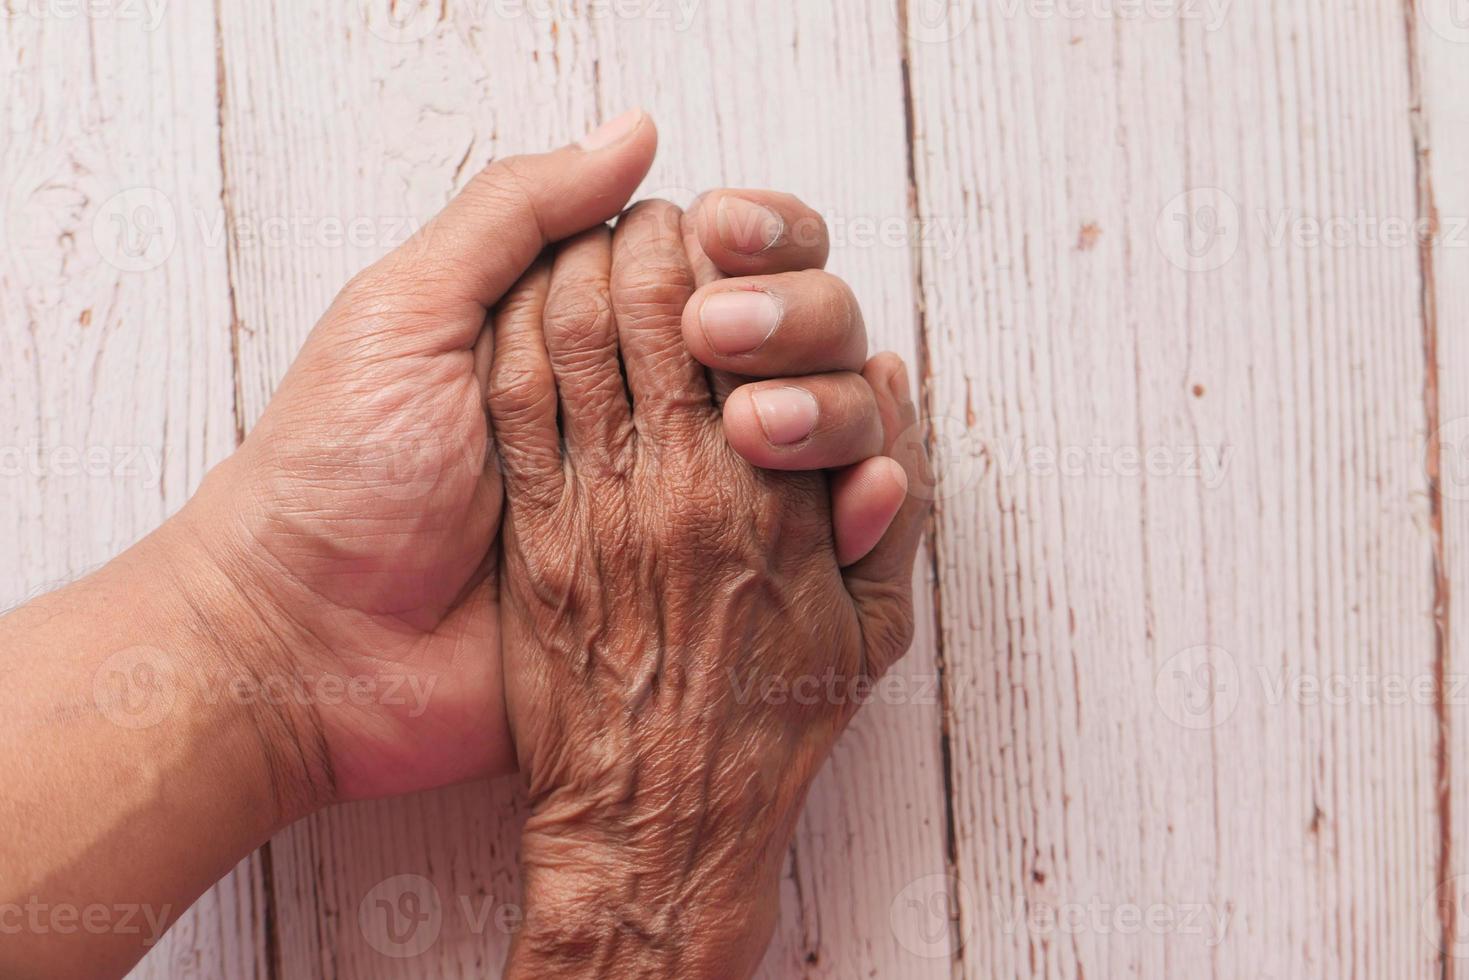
[494,199,931,979]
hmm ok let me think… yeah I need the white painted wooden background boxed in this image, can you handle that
[3,0,1468,976]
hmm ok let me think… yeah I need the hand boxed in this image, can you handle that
[169,112,899,809]
[493,200,931,978]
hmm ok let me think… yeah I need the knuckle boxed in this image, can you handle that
[489,358,556,420]
[612,275,693,323]
[471,157,547,239]
[543,286,614,354]
[870,592,918,672]
[809,271,862,340]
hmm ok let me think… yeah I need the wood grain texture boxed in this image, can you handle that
[0,6,270,980]
[903,0,1442,976]
[3,0,1464,977]
[1417,0,1469,971]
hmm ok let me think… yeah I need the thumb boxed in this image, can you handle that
[359,108,657,328]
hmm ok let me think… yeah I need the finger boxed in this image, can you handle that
[680,200,724,290]
[722,373,884,471]
[845,354,934,673]
[831,456,908,567]
[355,108,658,349]
[543,228,635,471]
[488,259,563,505]
[610,200,711,430]
[686,189,830,277]
[683,270,868,379]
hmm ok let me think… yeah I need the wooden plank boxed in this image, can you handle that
[215,2,949,976]
[0,6,269,979]
[903,0,1439,976]
[1416,0,1469,970]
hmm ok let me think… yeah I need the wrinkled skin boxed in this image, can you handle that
[495,201,931,978]
[176,115,907,813]
[175,129,668,806]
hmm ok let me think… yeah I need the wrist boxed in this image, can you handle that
[506,796,794,979]
[508,854,779,980]
[137,494,336,824]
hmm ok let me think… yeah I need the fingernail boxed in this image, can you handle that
[699,290,781,356]
[751,387,819,446]
[579,108,643,150]
[717,196,784,254]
